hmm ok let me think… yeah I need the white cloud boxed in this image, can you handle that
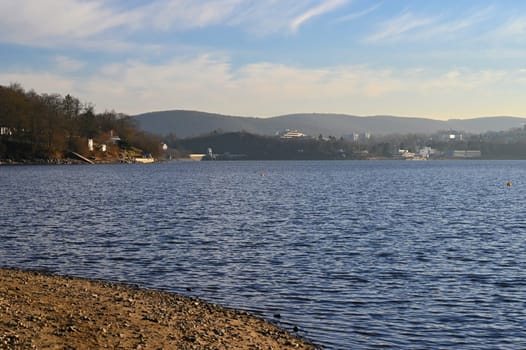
[366,12,435,42]
[0,72,75,95]
[494,16,526,41]
[0,0,137,46]
[0,0,352,51]
[61,56,526,117]
[334,2,382,23]
[53,56,85,72]
[366,6,493,43]
[420,6,493,38]
[2,54,523,118]
[146,0,350,35]
[423,69,507,90]
[147,0,244,31]
[290,0,348,32]
[226,1,312,36]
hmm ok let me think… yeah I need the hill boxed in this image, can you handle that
[133,110,526,138]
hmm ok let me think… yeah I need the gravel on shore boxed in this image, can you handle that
[0,268,318,349]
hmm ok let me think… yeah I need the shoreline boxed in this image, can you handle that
[0,268,318,349]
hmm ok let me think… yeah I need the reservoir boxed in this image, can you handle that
[1,160,526,349]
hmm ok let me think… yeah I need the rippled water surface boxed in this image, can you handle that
[1,160,526,349]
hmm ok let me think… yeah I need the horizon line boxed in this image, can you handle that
[133,109,526,121]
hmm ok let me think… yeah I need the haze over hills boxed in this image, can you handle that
[133,110,526,138]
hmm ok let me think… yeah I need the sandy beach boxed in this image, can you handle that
[0,268,318,349]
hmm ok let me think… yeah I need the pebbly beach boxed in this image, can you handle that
[0,268,318,349]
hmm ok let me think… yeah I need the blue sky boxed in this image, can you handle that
[1,0,526,119]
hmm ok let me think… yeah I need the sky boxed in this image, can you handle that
[1,0,526,119]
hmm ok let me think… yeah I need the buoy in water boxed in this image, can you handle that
[506,181,512,187]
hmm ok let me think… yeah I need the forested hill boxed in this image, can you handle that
[134,110,526,138]
[0,84,160,161]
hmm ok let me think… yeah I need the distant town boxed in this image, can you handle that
[171,126,526,161]
[2,83,526,164]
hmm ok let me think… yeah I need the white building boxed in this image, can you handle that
[452,150,481,158]
[0,127,13,135]
[350,132,371,142]
[278,129,308,139]
[417,147,437,158]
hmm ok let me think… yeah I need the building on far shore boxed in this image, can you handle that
[344,132,371,142]
[277,129,309,139]
[438,130,463,142]
[1,127,13,136]
[449,150,481,158]
[189,154,205,161]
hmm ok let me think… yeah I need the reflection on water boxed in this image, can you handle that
[1,160,526,349]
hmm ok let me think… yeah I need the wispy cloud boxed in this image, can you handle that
[494,16,526,41]
[146,0,244,31]
[420,6,493,38]
[0,0,137,46]
[366,6,494,43]
[148,0,351,35]
[334,2,382,23]
[0,0,352,49]
[290,0,349,32]
[366,12,436,42]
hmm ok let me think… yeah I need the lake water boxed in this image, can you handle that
[1,160,526,349]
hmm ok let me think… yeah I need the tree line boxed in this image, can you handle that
[0,84,160,161]
[172,127,526,160]
[174,131,360,160]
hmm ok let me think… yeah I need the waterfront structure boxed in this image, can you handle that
[451,150,481,158]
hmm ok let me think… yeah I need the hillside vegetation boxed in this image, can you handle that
[176,131,355,160]
[0,84,160,162]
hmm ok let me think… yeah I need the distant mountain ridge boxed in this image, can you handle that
[133,110,526,138]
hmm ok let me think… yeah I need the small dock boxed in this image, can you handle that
[71,152,94,164]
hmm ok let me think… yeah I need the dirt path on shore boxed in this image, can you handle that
[0,269,317,349]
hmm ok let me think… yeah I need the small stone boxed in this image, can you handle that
[183,335,197,343]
